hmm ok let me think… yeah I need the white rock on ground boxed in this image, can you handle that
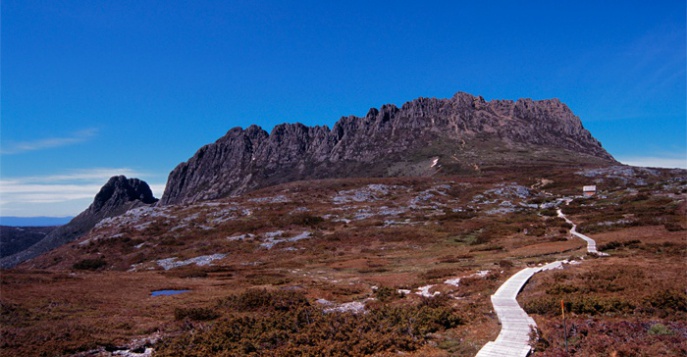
[416,285,440,297]
[260,231,311,249]
[156,254,226,270]
[317,299,370,314]
[113,347,154,357]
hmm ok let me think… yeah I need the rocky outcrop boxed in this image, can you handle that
[0,176,158,269]
[88,176,157,215]
[160,92,616,205]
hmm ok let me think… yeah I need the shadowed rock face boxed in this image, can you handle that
[0,176,158,269]
[89,176,157,214]
[0,226,55,258]
[160,92,616,206]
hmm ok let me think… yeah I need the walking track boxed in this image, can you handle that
[557,209,609,256]
[475,209,607,357]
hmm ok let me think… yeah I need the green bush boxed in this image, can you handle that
[647,323,674,335]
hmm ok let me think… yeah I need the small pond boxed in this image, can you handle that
[151,289,190,297]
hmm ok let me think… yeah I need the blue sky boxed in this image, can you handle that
[2,0,685,217]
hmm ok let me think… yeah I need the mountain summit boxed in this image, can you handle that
[160,92,615,206]
[0,176,157,268]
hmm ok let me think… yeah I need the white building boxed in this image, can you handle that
[583,185,597,197]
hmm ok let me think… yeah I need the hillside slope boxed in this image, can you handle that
[0,226,56,258]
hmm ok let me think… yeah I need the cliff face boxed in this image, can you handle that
[160,92,615,205]
[0,176,157,268]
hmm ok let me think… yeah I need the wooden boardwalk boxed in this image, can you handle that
[475,261,563,357]
[476,209,609,357]
[557,209,609,256]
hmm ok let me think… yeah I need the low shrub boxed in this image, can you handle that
[624,239,642,247]
[158,294,463,356]
[529,226,546,237]
[420,268,458,281]
[534,317,687,356]
[548,235,568,242]
[286,214,325,227]
[545,283,579,294]
[599,241,623,251]
[374,286,401,302]
[664,222,685,232]
[159,237,185,246]
[647,323,674,336]
[540,208,558,217]
[599,239,642,251]
[357,267,388,274]
[174,307,220,321]
[523,295,635,316]
[218,289,310,312]
[72,258,106,271]
[244,273,291,286]
[642,242,687,256]
[469,244,504,252]
[559,222,573,229]
[498,260,514,268]
[642,289,687,316]
[438,254,473,263]
[164,266,209,278]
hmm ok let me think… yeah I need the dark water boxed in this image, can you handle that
[151,289,190,297]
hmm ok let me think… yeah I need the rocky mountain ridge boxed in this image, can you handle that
[160,92,615,205]
[0,176,157,268]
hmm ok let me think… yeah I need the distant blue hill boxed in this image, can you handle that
[0,216,73,227]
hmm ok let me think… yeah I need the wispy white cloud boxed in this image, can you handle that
[618,156,687,169]
[0,168,166,217]
[0,128,99,155]
[0,183,106,203]
[569,25,686,123]
[15,168,144,184]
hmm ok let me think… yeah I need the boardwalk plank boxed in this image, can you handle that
[476,209,607,356]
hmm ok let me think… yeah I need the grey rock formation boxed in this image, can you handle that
[160,92,616,206]
[0,176,158,269]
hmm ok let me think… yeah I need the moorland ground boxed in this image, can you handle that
[1,166,685,356]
